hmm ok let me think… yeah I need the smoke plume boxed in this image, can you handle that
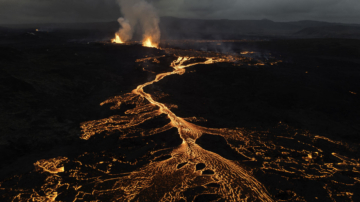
[116,0,161,44]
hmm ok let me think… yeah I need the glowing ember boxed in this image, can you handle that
[111,33,124,44]
[34,157,68,174]
[240,51,255,54]
[143,37,158,48]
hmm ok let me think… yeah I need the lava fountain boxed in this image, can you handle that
[112,0,161,47]
[111,33,124,44]
[142,37,158,48]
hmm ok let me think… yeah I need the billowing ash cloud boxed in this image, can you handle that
[116,0,160,43]
[116,18,132,42]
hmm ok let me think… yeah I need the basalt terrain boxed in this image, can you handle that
[0,28,360,201]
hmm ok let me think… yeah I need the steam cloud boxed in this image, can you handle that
[116,0,161,44]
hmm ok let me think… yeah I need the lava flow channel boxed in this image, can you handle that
[2,52,358,202]
[79,56,274,201]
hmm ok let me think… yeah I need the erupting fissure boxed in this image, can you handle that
[112,0,161,48]
[142,37,158,48]
[111,33,124,44]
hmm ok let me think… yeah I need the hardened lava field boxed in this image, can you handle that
[0,34,360,202]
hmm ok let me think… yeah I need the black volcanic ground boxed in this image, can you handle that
[0,27,360,201]
[156,39,360,140]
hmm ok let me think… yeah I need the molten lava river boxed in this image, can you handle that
[1,46,359,202]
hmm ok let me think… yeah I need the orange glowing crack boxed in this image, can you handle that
[34,157,68,174]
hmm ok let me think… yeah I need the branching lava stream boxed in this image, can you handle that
[80,56,274,201]
[1,49,359,202]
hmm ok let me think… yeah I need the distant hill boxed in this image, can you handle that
[159,17,359,39]
[294,25,360,39]
[1,17,360,40]
[2,21,119,32]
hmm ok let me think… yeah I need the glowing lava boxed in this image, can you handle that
[142,37,158,48]
[79,56,275,201]
[2,50,358,202]
[111,33,124,44]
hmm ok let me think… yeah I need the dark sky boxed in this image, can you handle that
[1,0,360,24]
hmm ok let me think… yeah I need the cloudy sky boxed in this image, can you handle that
[1,0,360,24]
